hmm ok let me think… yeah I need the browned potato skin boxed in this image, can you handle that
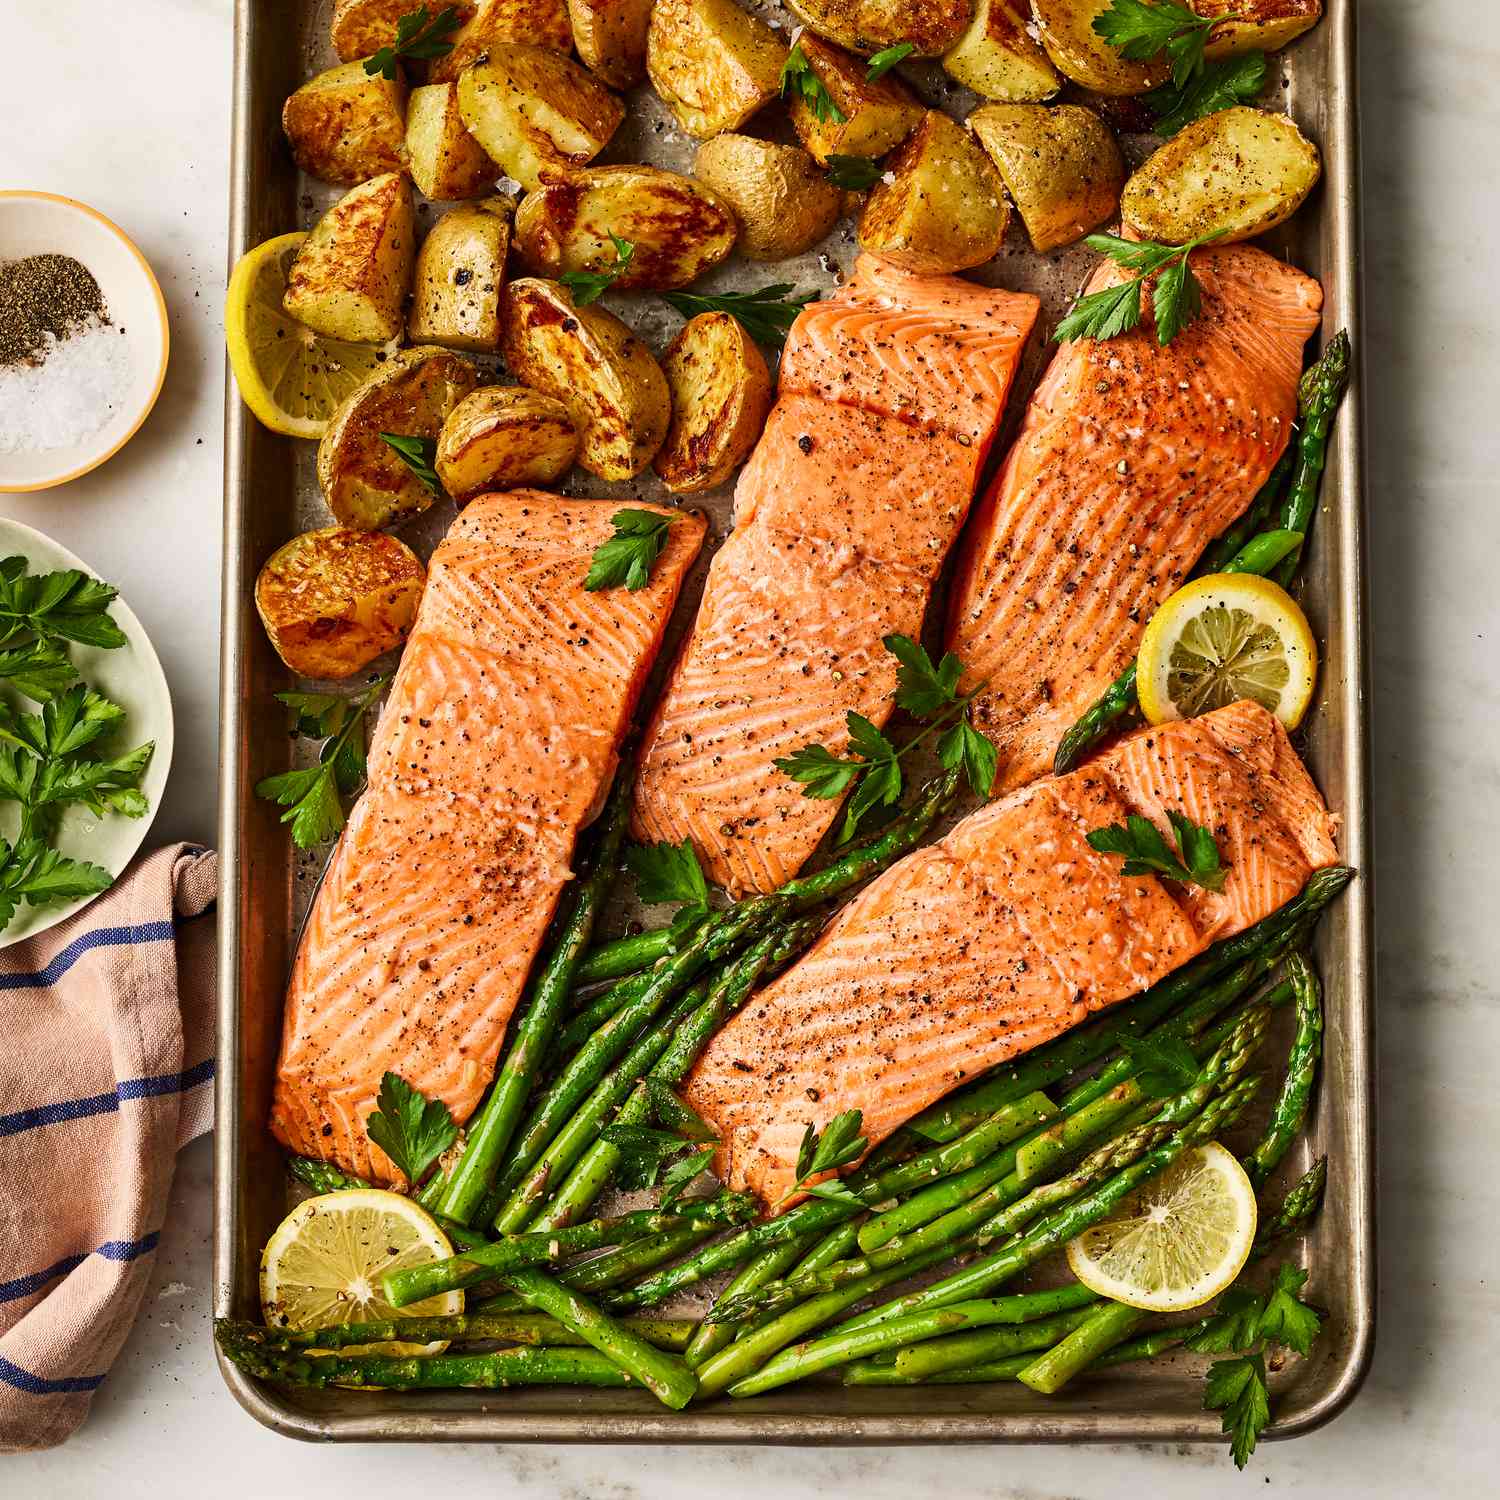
[785,0,974,57]
[646,0,787,140]
[787,33,925,165]
[317,348,478,529]
[436,387,580,499]
[429,0,574,82]
[408,199,512,352]
[858,110,1008,273]
[942,0,1062,101]
[255,526,427,680]
[331,0,478,63]
[654,312,772,494]
[282,62,409,187]
[283,173,416,343]
[406,82,499,200]
[568,0,656,89]
[692,136,841,261]
[514,166,738,290]
[969,103,1124,252]
[501,278,671,481]
[1197,0,1323,58]
[1032,0,1168,95]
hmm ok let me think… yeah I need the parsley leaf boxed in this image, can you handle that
[1086,810,1227,891]
[643,1078,718,1143]
[1204,1352,1271,1470]
[1185,1285,1268,1354]
[937,715,999,799]
[826,154,882,191]
[364,4,465,80]
[0,835,113,929]
[883,633,963,717]
[1118,1030,1201,1096]
[627,837,710,916]
[1054,231,1222,347]
[658,1147,716,1209]
[779,1109,866,1205]
[773,741,864,801]
[1093,0,1221,88]
[0,560,127,652]
[601,1124,691,1193]
[865,42,914,82]
[560,234,636,305]
[0,641,78,701]
[1258,1262,1323,1356]
[379,433,443,497]
[365,1070,458,1186]
[1148,51,1268,136]
[662,284,817,346]
[584,509,675,592]
[780,43,846,125]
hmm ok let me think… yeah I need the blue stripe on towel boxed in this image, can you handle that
[0,1354,105,1395]
[0,920,177,992]
[0,1058,215,1139]
[0,1232,161,1306]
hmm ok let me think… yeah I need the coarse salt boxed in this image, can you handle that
[0,319,136,453]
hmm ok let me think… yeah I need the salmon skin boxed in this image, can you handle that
[633,255,1039,897]
[682,700,1338,1207]
[271,493,706,1183]
[948,244,1323,792]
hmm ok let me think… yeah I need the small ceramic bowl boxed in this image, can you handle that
[0,191,170,493]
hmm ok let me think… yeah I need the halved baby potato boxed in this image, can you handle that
[501,278,671,480]
[514,166,737,290]
[970,102,1124,252]
[1032,0,1168,95]
[317,347,478,528]
[255,526,426,680]
[406,82,498,200]
[1198,0,1323,58]
[859,110,1007,273]
[331,0,478,62]
[693,136,842,261]
[646,0,787,140]
[283,172,416,343]
[436,386,580,499]
[282,61,408,187]
[654,312,772,494]
[785,32,925,166]
[568,0,655,89]
[429,0,574,81]
[458,48,624,192]
[1121,105,1321,245]
[784,0,974,57]
[942,0,1062,101]
[408,198,512,351]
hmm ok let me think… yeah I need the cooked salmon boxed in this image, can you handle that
[948,244,1323,791]
[683,700,1338,1206]
[271,493,706,1183]
[632,255,1040,896]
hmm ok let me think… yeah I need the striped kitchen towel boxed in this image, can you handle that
[0,844,216,1454]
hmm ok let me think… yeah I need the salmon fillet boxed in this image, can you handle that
[271,493,706,1182]
[633,255,1039,896]
[683,700,1337,1206]
[948,244,1323,792]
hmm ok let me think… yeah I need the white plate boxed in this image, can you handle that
[0,517,174,948]
[0,191,170,493]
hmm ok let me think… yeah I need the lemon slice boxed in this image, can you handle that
[1065,1143,1257,1312]
[1136,572,1318,730]
[259,1189,461,1356]
[225,233,399,439]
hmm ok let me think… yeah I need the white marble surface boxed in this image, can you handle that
[4,0,1498,1494]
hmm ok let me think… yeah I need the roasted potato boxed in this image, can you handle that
[429,0,573,81]
[282,61,408,187]
[436,386,580,499]
[646,0,787,140]
[858,110,1007,274]
[501,278,670,480]
[785,32,925,166]
[514,166,737,290]
[1121,105,1321,245]
[1032,0,1167,95]
[942,0,1062,101]
[331,0,478,62]
[654,312,771,494]
[256,526,426,680]
[1198,0,1323,58]
[317,348,478,528]
[408,198,511,351]
[692,136,841,261]
[784,0,974,57]
[970,103,1123,252]
[568,0,655,89]
[406,82,498,200]
[457,49,625,192]
[283,172,416,343]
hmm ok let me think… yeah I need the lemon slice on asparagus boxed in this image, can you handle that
[225,232,398,439]
[259,1189,461,1357]
[1136,573,1318,730]
[1065,1143,1257,1312]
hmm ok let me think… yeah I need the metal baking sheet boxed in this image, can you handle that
[215,0,1372,1444]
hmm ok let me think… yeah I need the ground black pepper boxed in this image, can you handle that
[0,254,107,367]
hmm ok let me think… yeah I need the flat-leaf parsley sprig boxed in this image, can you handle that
[1147,51,1267,136]
[0,556,127,702]
[364,5,465,80]
[826,154,882,191]
[561,235,636,305]
[865,43,913,82]
[780,43,846,125]
[776,1108,867,1206]
[379,433,443,497]
[1093,0,1228,88]
[584,509,675,592]
[1086,809,1226,892]
[365,1070,458,1187]
[662,284,818,346]
[1055,231,1223,347]
[626,836,712,941]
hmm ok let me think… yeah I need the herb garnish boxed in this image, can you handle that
[560,234,636,305]
[0,836,113,931]
[1117,1030,1201,1096]
[1086,809,1227,892]
[627,836,710,940]
[1054,231,1222,346]
[865,42,914,82]
[0,555,128,672]
[365,1070,458,1186]
[1093,0,1227,88]
[780,44,846,125]
[379,433,443,497]
[776,1109,867,1205]
[364,5,465,80]
[826,154,882,191]
[662,285,817,346]
[584,509,675,592]
[1147,50,1267,136]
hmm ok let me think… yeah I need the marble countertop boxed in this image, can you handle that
[5,1,1497,1494]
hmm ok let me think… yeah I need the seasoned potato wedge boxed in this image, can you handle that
[514,166,737,290]
[970,103,1123,252]
[317,348,478,528]
[282,61,408,187]
[692,136,841,261]
[786,33,925,165]
[458,49,624,192]
[784,0,974,58]
[283,172,416,343]
[858,110,1007,273]
[501,278,670,480]
[256,527,426,680]
[568,0,655,89]
[429,0,573,81]
[646,0,787,140]
[1032,0,1167,95]
[436,386,580,499]
[942,0,1062,101]
[331,0,478,63]
[406,82,498,200]
[408,198,511,351]
[1198,0,1323,58]
[654,312,771,494]
[1121,105,1321,245]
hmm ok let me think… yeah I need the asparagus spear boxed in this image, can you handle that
[220,1311,697,1353]
[844,1351,1035,1385]
[1015,1302,1146,1393]
[1252,1155,1327,1257]
[284,1156,492,1253]
[682,1232,821,1369]
[1244,953,1322,1188]
[1195,447,1296,573]
[887,1306,1101,1382]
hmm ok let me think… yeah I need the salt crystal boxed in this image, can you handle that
[0,319,136,453]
